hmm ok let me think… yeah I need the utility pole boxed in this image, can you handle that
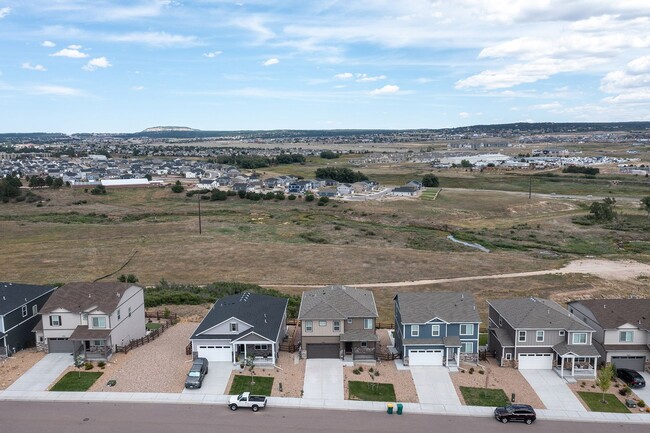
[197,194,202,234]
[528,176,532,199]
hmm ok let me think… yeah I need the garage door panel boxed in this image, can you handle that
[307,344,339,359]
[197,345,232,362]
[48,338,74,353]
[409,349,443,366]
[518,353,553,370]
[611,356,645,371]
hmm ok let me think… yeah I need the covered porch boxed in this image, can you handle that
[69,326,113,361]
[341,329,378,361]
[553,342,599,379]
[443,336,461,368]
[232,333,276,366]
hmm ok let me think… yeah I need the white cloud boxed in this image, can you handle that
[50,47,88,58]
[356,74,387,82]
[21,63,47,72]
[458,111,482,118]
[31,85,84,96]
[107,32,198,47]
[132,85,144,91]
[232,15,276,43]
[263,58,279,66]
[369,84,399,95]
[0,7,10,18]
[601,55,650,103]
[203,51,223,58]
[627,55,650,74]
[531,101,563,110]
[41,40,56,48]
[67,44,83,50]
[83,57,112,71]
[333,72,353,80]
[415,77,433,84]
[101,0,173,21]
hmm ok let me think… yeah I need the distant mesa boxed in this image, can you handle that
[141,126,199,132]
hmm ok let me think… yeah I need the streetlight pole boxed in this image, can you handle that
[198,193,202,234]
[528,176,532,199]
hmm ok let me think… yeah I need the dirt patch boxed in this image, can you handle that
[224,351,306,398]
[146,305,211,323]
[343,361,418,403]
[0,350,46,390]
[450,358,545,409]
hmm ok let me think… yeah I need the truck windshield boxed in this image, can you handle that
[188,371,200,377]
[238,393,244,400]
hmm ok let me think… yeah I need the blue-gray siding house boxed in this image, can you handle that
[394,292,481,368]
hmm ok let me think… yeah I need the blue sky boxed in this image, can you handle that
[1,1,650,132]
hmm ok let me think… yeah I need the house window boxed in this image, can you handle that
[32,305,38,315]
[431,324,440,337]
[92,317,107,329]
[333,321,340,331]
[92,340,105,347]
[254,344,268,350]
[50,315,61,326]
[518,331,526,342]
[305,321,313,332]
[619,331,633,342]
[572,333,587,344]
[361,341,367,347]
[411,325,419,337]
[461,342,473,353]
[559,330,565,336]
[117,309,121,320]
[21,305,28,317]
[364,319,373,330]
[505,353,512,361]
[319,320,327,327]
[460,324,474,336]
[536,331,544,342]
[230,322,238,332]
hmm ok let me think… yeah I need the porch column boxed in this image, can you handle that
[560,355,564,378]
[231,344,235,363]
[272,343,276,365]
[243,344,247,361]
[571,356,575,377]
[593,357,597,379]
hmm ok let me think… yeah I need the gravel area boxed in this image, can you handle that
[0,350,46,390]
[568,378,650,413]
[224,351,306,397]
[343,360,418,402]
[450,358,546,409]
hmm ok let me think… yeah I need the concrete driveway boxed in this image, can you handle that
[410,366,460,405]
[303,359,343,400]
[633,372,650,403]
[182,362,234,395]
[520,370,585,411]
[6,353,72,391]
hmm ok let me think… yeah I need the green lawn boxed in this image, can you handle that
[577,392,630,413]
[50,372,103,391]
[145,322,162,330]
[228,375,274,396]
[348,381,396,402]
[479,333,488,346]
[460,386,509,407]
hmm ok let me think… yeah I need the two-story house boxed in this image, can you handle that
[298,285,378,360]
[34,282,146,360]
[568,299,650,372]
[0,282,56,356]
[394,292,481,368]
[488,297,600,378]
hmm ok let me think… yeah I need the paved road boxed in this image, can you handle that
[303,359,344,400]
[520,370,585,412]
[7,353,72,391]
[0,401,646,433]
[411,366,460,405]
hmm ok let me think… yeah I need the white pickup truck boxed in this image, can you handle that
[228,392,268,412]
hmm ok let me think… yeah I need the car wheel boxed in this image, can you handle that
[501,418,509,424]
[229,404,238,411]
[251,405,259,412]
[525,419,533,425]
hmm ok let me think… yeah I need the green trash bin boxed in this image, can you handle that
[396,403,403,415]
[387,403,394,414]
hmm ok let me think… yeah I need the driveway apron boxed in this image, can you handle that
[520,369,585,411]
[303,359,344,400]
[6,353,73,391]
[633,372,650,403]
[182,362,234,394]
[410,366,460,405]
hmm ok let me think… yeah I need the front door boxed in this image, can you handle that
[345,342,352,354]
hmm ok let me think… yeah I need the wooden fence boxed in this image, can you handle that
[115,320,174,355]
[145,311,179,322]
[186,342,192,356]
[375,322,394,330]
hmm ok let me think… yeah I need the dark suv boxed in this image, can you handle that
[185,357,209,389]
[494,404,536,424]
[617,368,646,388]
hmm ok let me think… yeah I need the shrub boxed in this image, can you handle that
[170,181,184,193]
[638,400,646,408]
[97,361,106,369]
[422,174,439,187]
[469,367,475,374]
[353,368,360,375]
[374,371,379,376]
[305,194,315,202]
[357,366,363,372]
[84,362,94,370]
[368,367,374,373]
[288,194,296,201]
[318,196,329,205]
[478,369,485,375]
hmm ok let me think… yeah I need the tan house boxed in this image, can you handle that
[298,285,378,360]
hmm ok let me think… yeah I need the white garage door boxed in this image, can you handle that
[197,345,231,362]
[518,353,553,369]
[409,349,444,366]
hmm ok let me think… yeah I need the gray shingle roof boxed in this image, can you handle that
[0,282,56,316]
[191,293,287,342]
[489,297,593,331]
[553,342,600,357]
[40,282,140,315]
[395,292,480,324]
[298,285,378,320]
[491,327,514,347]
[340,330,379,342]
[569,299,650,332]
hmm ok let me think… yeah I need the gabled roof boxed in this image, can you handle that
[0,282,57,316]
[191,293,288,342]
[489,297,593,331]
[395,292,480,324]
[39,282,141,315]
[569,299,650,332]
[298,285,378,320]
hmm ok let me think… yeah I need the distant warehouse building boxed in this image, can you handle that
[101,179,151,188]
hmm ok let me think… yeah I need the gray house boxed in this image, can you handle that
[568,299,650,372]
[488,297,599,378]
[190,293,288,365]
[298,285,378,360]
[394,292,481,368]
[0,282,56,356]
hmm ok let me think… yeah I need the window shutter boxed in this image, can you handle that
[49,316,52,326]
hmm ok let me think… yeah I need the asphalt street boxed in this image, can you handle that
[0,401,646,433]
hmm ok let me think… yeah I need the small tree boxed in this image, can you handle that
[245,354,256,385]
[171,180,184,193]
[596,363,616,404]
[422,174,440,187]
[589,197,616,222]
[641,196,650,219]
[73,354,85,378]
[305,193,315,202]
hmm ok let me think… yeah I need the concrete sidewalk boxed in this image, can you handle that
[0,389,648,425]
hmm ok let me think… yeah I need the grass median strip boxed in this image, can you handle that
[50,372,103,391]
[460,386,509,407]
[348,381,396,402]
[577,392,630,413]
[229,375,273,396]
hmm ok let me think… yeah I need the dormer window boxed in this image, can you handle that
[92,317,107,329]
[230,322,238,332]
[619,331,633,342]
[572,333,587,344]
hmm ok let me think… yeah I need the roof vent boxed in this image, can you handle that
[88,293,92,298]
